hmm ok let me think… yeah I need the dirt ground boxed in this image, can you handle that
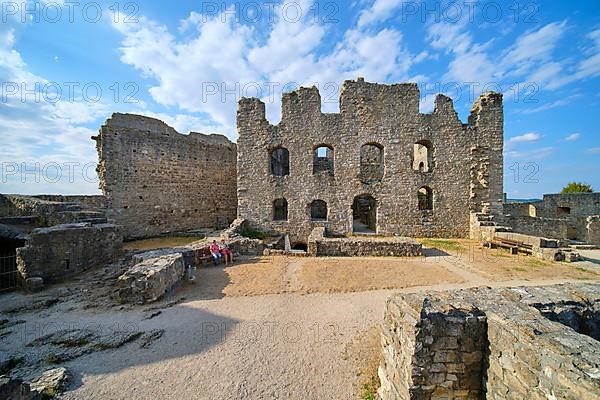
[1,239,599,400]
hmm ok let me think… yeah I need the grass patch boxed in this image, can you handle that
[523,257,548,268]
[361,374,380,400]
[243,229,267,240]
[419,239,465,252]
[46,353,65,364]
[513,267,527,272]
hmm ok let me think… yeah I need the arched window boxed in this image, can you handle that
[270,147,290,176]
[310,200,328,221]
[359,143,384,183]
[313,145,334,175]
[273,198,288,221]
[418,186,433,210]
[413,140,433,172]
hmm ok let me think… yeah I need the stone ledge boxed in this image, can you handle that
[307,227,422,257]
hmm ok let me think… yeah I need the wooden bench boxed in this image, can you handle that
[487,237,533,255]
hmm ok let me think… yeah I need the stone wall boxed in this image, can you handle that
[378,284,600,400]
[237,79,503,243]
[502,193,600,242]
[501,215,569,241]
[94,113,237,239]
[0,195,107,228]
[307,227,422,257]
[16,223,122,283]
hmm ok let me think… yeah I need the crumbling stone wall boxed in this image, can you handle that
[94,113,237,239]
[378,284,600,400]
[587,216,600,245]
[16,223,122,283]
[237,79,503,242]
[502,193,600,242]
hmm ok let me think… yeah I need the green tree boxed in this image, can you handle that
[561,182,593,193]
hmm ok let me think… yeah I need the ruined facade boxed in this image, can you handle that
[237,79,503,243]
[94,114,237,239]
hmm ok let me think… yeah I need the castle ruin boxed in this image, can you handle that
[237,78,504,244]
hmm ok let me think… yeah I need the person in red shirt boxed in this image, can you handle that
[210,240,223,265]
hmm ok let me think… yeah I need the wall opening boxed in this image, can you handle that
[270,147,290,177]
[413,140,433,172]
[533,301,600,341]
[359,143,384,183]
[418,186,433,210]
[0,236,25,292]
[567,227,578,240]
[310,200,328,221]
[352,194,377,233]
[291,241,308,251]
[557,206,571,216]
[313,145,334,175]
[273,198,288,221]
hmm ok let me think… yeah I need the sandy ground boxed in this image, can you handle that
[1,240,599,400]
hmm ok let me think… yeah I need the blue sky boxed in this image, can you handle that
[0,0,599,197]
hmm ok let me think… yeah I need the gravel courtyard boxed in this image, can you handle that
[1,240,599,399]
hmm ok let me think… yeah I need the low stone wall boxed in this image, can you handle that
[307,227,422,257]
[33,195,106,210]
[0,195,107,227]
[501,215,569,240]
[16,223,122,283]
[378,284,600,400]
[493,231,559,248]
[116,253,185,304]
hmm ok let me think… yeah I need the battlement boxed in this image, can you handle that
[238,79,501,129]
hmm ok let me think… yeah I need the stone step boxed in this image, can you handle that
[569,244,598,250]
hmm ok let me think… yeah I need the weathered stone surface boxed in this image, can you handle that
[587,216,600,246]
[378,284,600,400]
[24,277,44,292]
[29,367,69,397]
[307,227,422,257]
[117,253,185,304]
[94,113,237,239]
[236,79,504,243]
[16,223,122,283]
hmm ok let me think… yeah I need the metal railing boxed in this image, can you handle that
[0,254,19,292]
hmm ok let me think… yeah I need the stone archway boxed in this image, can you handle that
[352,194,377,233]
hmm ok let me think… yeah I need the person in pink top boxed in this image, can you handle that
[220,238,233,264]
[210,240,223,265]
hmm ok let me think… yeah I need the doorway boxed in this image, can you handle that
[352,195,377,233]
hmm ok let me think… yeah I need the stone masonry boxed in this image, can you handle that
[502,193,600,243]
[378,284,600,400]
[94,113,237,239]
[16,223,122,284]
[236,78,503,243]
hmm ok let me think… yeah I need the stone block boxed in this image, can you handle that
[117,254,185,304]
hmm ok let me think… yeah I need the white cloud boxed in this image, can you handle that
[565,133,581,141]
[586,147,600,155]
[507,132,541,145]
[357,0,403,27]
[0,24,107,194]
[505,146,554,160]
[112,0,414,130]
